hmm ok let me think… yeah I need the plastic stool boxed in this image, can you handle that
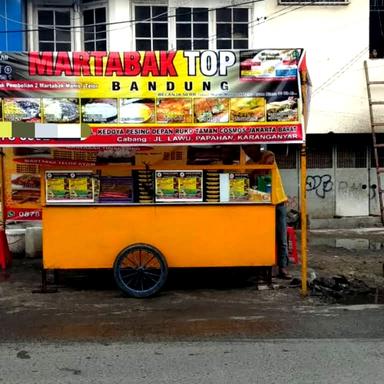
[287,226,298,264]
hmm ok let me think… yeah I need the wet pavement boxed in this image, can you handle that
[1,227,384,384]
[309,227,384,250]
[1,252,384,343]
[0,227,383,342]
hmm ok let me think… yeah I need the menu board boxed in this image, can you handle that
[155,171,178,201]
[229,173,250,201]
[68,173,94,201]
[46,172,70,201]
[178,172,203,201]
[155,170,203,202]
[45,171,95,203]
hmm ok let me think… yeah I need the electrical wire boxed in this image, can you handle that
[312,47,369,96]
[0,0,265,34]
[0,0,307,48]
[201,4,307,47]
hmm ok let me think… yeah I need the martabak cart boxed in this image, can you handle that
[0,49,310,297]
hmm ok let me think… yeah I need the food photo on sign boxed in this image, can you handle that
[230,98,266,122]
[3,98,41,122]
[11,173,41,203]
[119,98,155,123]
[266,96,298,122]
[156,98,193,123]
[239,49,301,79]
[81,98,118,123]
[42,98,80,123]
[194,98,229,123]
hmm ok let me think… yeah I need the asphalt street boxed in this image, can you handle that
[1,340,384,384]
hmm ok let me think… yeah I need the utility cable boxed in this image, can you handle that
[312,47,369,96]
[0,0,265,34]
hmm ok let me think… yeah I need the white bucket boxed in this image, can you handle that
[25,227,42,258]
[5,228,26,256]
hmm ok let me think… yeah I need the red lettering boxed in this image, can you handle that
[72,52,91,76]
[54,52,73,76]
[91,52,107,76]
[28,52,54,76]
[105,52,124,76]
[160,51,177,76]
[123,52,141,76]
[28,50,177,77]
[141,52,159,76]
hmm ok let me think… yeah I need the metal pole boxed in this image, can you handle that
[300,144,308,295]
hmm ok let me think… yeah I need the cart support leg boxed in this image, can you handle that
[32,268,58,293]
[53,269,60,285]
[264,267,272,285]
[256,267,272,286]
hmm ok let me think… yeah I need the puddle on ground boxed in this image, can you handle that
[335,238,383,251]
[325,288,384,305]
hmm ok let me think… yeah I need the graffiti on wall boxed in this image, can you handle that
[306,174,333,199]
[338,181,375,200]
[305,174,375,200]
[369,185,377,200]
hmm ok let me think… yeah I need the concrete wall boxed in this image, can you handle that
[279,142,382,219]
[281,166,379,219]
[335,168,369,216]
[251,0,376,135]
[281,167,335,219]
[369,168,384,216]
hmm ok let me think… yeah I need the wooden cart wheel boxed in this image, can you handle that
[113,243,168,298]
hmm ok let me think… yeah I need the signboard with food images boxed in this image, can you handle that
[68,172,95,202]
[11,173,41,202]
[3,147,46,221]
[2,145,190,221]
[45,171,95,203]
[0,49,309,146]
[155,170,203,202]
[155,171,179,201]
[3,147,99,221]
[45,172,70,202]
[229,173,250,201]
[178,171,203,201]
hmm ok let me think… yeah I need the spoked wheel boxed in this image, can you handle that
[113,243,168,298]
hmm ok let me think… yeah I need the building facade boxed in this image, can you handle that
[5,0,384,219]
[0,0,24,50]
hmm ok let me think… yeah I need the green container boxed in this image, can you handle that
[257,176,271,192]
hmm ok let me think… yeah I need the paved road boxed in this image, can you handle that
[1,262,384,341]
[1,340,384,384]
[1,253,384,383]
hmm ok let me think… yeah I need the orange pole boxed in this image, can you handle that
[300,144,308,295]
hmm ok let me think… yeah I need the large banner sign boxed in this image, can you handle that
[0,49,308,146]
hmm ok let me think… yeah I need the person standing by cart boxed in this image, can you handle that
[242,146,291,279]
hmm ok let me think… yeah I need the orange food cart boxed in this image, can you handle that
[0,49,310,297]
